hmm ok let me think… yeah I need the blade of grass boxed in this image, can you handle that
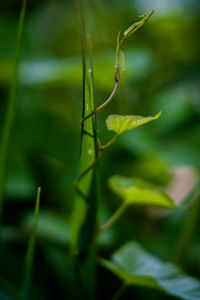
[19,187,41,300]
[0,0,27,224]
[72,0,98,254]
[71,2,98,299]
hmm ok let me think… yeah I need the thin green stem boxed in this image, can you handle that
[80,80,119,125]
[100,134,119,151]
[19,187,41,300]
[0,0,27,223]
[112,283,126,300]
[99,203,127,234]
[74,134,118,189]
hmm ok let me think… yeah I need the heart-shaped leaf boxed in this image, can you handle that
[108,175,175,209]
[106,111,161,135]
[100,241,200,300]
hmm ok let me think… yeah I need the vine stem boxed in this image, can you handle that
[74,135,118,189]
[99,202,127,234]
[100,134,118,151]
[80,80,119,125]
[74,149,102,188]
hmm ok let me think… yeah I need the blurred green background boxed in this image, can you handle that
[0,0,200,299]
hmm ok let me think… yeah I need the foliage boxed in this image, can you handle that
[0,0,200,299]
[108,175,174,208]
[106,111,161,135]
[100,241,200,300]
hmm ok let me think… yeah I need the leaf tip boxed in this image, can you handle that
[155,110,162,119]
[146,9,155,20]
[150,9,155,16]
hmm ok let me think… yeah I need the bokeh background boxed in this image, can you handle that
[0,0,200,299]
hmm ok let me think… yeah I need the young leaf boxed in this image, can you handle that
[100,241,200,300]
[106,111,161,135]
[115,10,155,79]
[108,175,175,209]
[123,10,155,40]
[115,31,126,78]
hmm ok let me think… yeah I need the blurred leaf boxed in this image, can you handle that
[108,175,174,208]
[100,241,200,300]
[24,210,70,245]
[0,292,14,300]
[172,182,200,263]
[0,49,154,89]
[133,154,172,185]
[151,84,196,133]
[5,171,35,200]
[106,111,161,135]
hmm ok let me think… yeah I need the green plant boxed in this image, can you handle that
[1,1,200,300]
[71,5,200,300]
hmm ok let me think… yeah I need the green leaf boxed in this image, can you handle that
[115,10,154,78]
[100,241,200,300]
[108,175,175,209]
[106,111,161,135]
[23,210,70,246]
[115,31,126,77]
[123,10,155,40]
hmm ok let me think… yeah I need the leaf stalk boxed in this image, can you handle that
[99,202,127,234]
[80,80,119,125]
